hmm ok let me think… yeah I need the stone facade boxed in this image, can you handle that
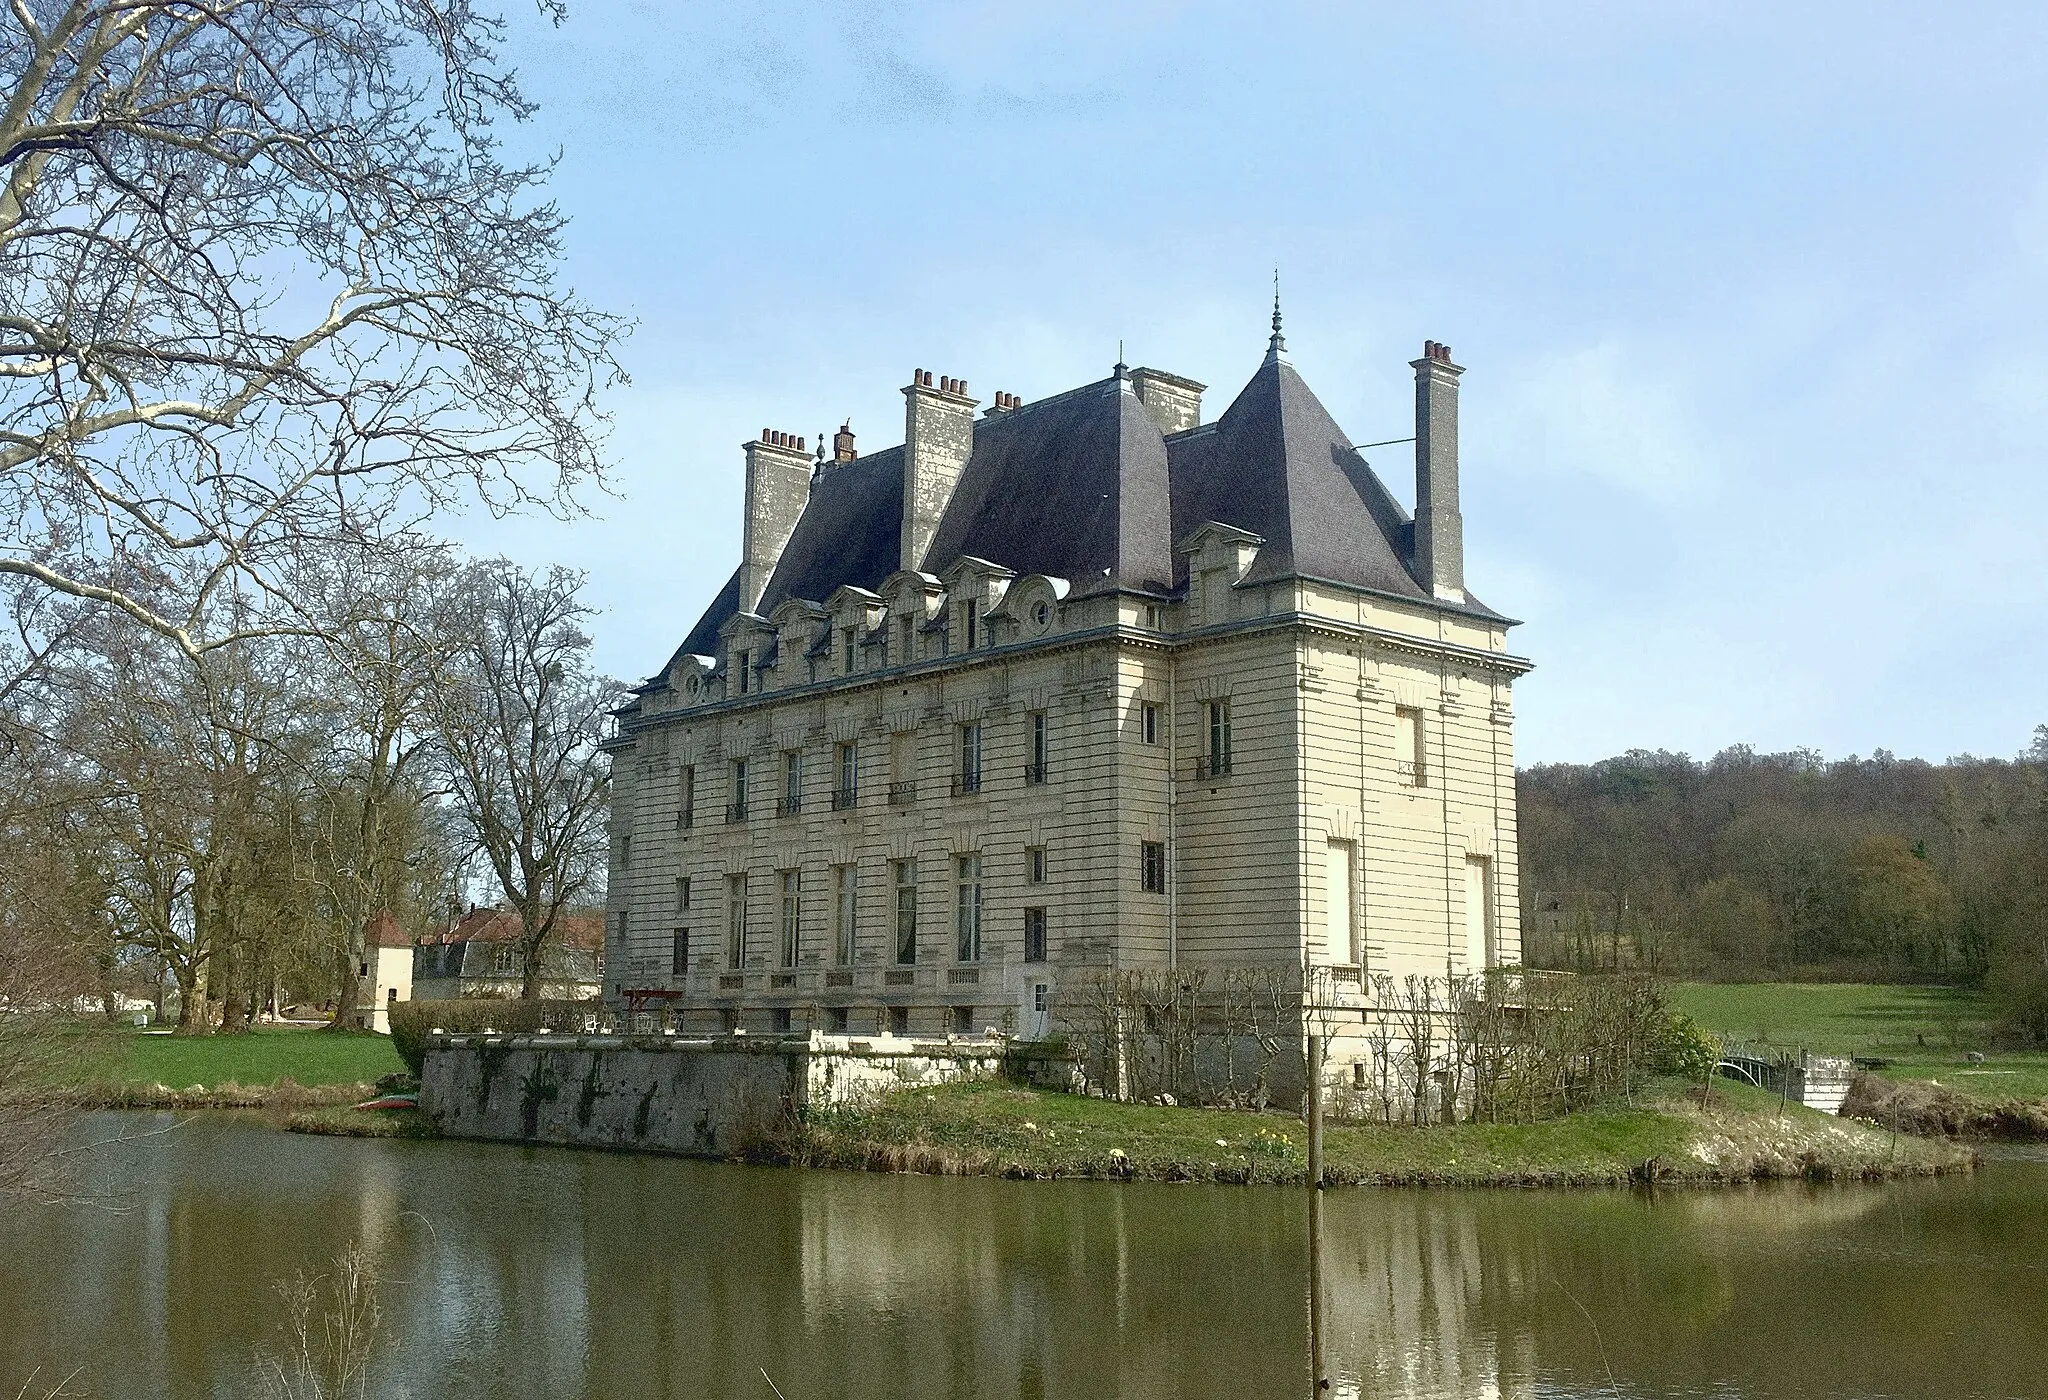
[603,324,1531,1091]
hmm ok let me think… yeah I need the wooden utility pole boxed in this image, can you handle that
[1307,1029,1330,1394]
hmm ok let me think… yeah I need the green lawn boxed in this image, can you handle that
[59,1025,405,1090]
[792,1077,1964,1186]
[1670,983,2048,1099]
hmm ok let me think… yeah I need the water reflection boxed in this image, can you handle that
[1,1114,2042,1400]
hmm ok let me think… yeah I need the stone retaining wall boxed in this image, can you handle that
[419,1030,1005,1156]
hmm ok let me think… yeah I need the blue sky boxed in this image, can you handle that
[457,1,2048,767]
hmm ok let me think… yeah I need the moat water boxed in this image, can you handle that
[2,1114,2044,1399]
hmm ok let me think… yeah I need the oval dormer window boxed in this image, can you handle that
[1032,600,1051,632]
[686,677,699,696]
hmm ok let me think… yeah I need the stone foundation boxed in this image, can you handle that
[419,1030,1005,1156]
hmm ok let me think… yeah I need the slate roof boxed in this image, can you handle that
[922,377,1175,595]
[663,345,1497,681]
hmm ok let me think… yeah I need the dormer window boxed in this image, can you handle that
[899,615,915,663]
[1032,601,1050,630]
[841,627,857,675]
[735,650,751,695]
[964,598,979,649]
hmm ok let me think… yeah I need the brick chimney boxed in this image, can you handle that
[833,420,857,463]
[1129,368,1205,435]
[901,369,977,571]
[741,429,813,613]
[1410,341,1465,603]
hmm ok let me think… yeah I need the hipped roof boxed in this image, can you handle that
[665,345,1499,677]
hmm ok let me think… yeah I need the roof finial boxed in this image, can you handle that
[1265,268,1288,362]
[1113,338,1128,383]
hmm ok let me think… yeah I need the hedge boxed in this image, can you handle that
[388,998,603,1074]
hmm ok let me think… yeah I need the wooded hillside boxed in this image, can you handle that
[1518,734,2048,1038]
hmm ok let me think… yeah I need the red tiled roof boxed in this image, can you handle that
[430,906,605,951]
[364,910,413,948]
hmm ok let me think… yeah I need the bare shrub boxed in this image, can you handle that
[254,1244,384,1400]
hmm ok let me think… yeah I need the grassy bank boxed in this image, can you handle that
[1670,982,2048,1099]
[53,1025,407,1108]
[785,1079,1971,1187]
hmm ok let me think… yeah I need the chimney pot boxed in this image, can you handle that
[958,380,968,395]
[922,370,934,387]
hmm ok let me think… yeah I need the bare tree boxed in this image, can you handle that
[0,0,626,663]
[432,558,613,998]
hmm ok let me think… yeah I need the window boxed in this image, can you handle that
[719,1008,739,1034]
[726,874,748,968]
[1465,856,1494,970]
[1034,983,1049,1014]
[1027,846,1047,885]
[890,1005,910,1036]
[842,627,857,675]
[729,758,749,821]
[835,741,859,808]
[671,928,690,977]
[771,1007,792,1033]
[388,986,398,1002]
[679,765,695,829]
[1141,703,1158,745]
[899,615,915,664]
[1024,906,1047,963]
[1325,839,1356,964]
[955,854,982,962]
[952,1005,974,1034]
[1203,699,1232,778]
[955,722,982,795]
[964,597,979,649]
[675,876,691,913]
[893,859,918,964]
[1396,707,1427,787]
[1025,711,1047,783]
[1141,841,1166,894]
[827,1005,850,1033]
[736,649,751,694]
[619,833,632,870]
[780,751,802,817]
[833,864,857,966]
[492,944,516,976]
[779,869,801,968]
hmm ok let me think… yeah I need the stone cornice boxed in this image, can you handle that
[605,611,1529,751]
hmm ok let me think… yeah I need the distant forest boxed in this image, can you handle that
[1518,733,2048,1037]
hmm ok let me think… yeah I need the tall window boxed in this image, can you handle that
[675,876,691,913]
[893,859,918,964]
[899,615,915,664]
[781,750,803,817]
[836,742,858,808]
[964,597,979,649]
[955,854,983,962]
[1465,856,1494,970]
[1026,711,1047,783]
[670,928,690,977]
[619,833,632,870]
[1027,846,1047,885]
[736,649,751,694]
[956,722,982,795]
[725,874,747,967]
[842,627,857,675]
[833,864,857,966]
[730,758,749,821]
[1024,907,1047,963]
[1141,841,1166,894]
[779,870,802,967]
[679,765,695,829]
[1325,839,1356,964]
[1141,703,1159,745]
[1396,707,1426,787]
[1204,700,1232,778]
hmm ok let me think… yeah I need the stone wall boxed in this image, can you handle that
[420,1031,1005,1157]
